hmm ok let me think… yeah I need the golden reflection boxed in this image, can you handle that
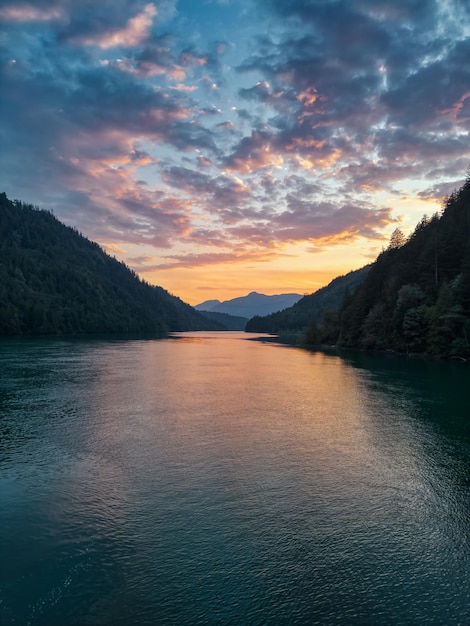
[81,334,443,524]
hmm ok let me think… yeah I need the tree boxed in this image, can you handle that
[402,306,429,353]
[0,193,223,336]
[361,302,388,349]
[323,173,470,356]
[387,227,406,250]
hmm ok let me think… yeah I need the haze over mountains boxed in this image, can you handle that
[195,292,303,319]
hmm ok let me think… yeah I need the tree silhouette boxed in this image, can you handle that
[387,227,406,250]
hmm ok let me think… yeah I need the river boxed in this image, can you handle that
[0,332,468,625]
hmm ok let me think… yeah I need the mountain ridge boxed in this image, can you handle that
[322,176,470,357]
[196,310,249,331]
[0,192,223,335]
[195,291,302,319]
[249,174,470,359]
[245,267,370,333]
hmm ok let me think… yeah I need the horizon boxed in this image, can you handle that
[2,0,469,305]
[193,290,304,307]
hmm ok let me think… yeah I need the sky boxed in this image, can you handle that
[1,0,470,305]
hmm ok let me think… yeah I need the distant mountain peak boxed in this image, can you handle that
[195,291,302,319]
[194,299,221,311]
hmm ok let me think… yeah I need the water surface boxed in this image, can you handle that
[0,333,468,624]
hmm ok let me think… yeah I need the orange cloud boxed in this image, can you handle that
[227,144,284,174]
[135,248,279,271]
[286,137,327,150]
[104,242,129,256]
[171,84,198,92]
[294,149,342,171]
[297,87,319,107]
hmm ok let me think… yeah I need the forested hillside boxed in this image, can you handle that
[197,310,249,331]
[246,266,370,333]
[0,193,221,335]
[319,176,470,358]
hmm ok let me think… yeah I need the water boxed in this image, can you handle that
[0,332,468,625]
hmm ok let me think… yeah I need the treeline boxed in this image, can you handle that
[0,193,221,335]
[246,265,370,333]
[316,176,470,357]
[197,310,249,331]
[247,173,470,359]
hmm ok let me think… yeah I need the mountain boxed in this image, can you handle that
[195,291,302,319]
[245,267,370,333]
[196,310,249,331]
[194,299,221,311]
[320,175,470,358]
[0,193,223,335]
[247,175,470,359]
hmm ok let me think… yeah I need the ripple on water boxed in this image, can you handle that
[0,335,469,625]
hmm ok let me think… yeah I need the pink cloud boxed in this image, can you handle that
[179,52,208,67]
[75,3,157,49]
[0,3,62,21]
[197,156,212,167]
[109,58,187,81]
[137,249,279,270]
[439,91,470,123]
[169,83,197,92]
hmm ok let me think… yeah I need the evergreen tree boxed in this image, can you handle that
[0,193,222,336]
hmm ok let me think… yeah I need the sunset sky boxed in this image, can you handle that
[1,0,469,305]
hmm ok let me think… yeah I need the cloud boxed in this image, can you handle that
[278,199,396,244]
[418,179,468,203]
[1,0,469,299]
[161,166,250,212]
[135,249,279,270]
[56,170,196,249]
[71,3,157,49]
[223,131,284,173]
[0,3,63,21]
[233,0,470,193]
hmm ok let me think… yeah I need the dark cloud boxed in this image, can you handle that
[227,0,470,200]
[55,1,159,45]
[382,42,470,128]
[239,81,272,102]
[1,0,469,286]
[222,130,284,173]
[278,198,395,243]
[161,166,251,216]
[418,179,468,203]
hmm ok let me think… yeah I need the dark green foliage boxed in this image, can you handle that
[246,173,470,358]
[329,175,470,358]
[0,193,222,335]
[245,266,370,333]
[197,310,249,330]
